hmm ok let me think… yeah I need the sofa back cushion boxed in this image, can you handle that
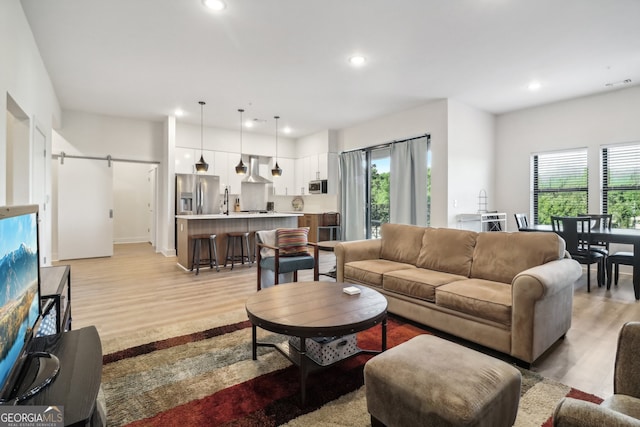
[470,232,565,284]
[416,228,478,276]
[380,223,427,265]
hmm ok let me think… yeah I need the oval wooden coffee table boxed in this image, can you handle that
[245,281,387,405]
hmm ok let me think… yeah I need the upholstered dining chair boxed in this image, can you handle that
[551,216,605,291]
[255,228,319,291]
[553,321,640,426]
[514,213,529,230]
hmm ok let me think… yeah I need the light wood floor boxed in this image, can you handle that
[60,243,640,399]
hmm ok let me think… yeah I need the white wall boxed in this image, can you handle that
[1,0,61,265]
[495,85,640,230]
[57,110,163,161]
[52,111,164,256]
[175,121,295,158]
[447,99,496,226]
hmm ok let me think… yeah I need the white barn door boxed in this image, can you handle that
[58,157,113,259]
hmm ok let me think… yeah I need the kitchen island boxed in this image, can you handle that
[176,213,302,271]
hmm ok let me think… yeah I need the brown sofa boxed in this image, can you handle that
[335,223,583,364]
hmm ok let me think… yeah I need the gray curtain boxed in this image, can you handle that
[340,150,366,241]
[390,136,429,226]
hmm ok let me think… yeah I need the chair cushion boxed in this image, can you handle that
[276,227,310,256]
[259,255,315,274]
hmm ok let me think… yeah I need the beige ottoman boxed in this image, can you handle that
[364,335,521,427]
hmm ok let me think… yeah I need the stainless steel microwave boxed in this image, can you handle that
[309,179,328,194]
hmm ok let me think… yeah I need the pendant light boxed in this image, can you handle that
[195,101,209,173]
[235,109,248,174]
[271,115,283,177]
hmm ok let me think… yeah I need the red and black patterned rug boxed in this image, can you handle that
[101,317,602,427]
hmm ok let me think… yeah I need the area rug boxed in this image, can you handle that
[101,315,602,427]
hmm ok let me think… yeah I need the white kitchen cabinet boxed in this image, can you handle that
[317,153,328,180]
[175,147,196,174]
[294,157,308,195]
[272,157,295,195]
[211,150,243,193]
[294,154,330,194]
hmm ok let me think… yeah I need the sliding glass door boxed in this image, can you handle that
[367,147,390,238]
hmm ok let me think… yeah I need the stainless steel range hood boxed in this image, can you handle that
[242,156,272,184]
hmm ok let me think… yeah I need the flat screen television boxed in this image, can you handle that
[0,205,59,404]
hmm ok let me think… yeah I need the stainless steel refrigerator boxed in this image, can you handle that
[175,173,221,215]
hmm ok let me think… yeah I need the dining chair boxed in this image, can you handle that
[578,213,612,256]
[514,213,529,230]
[606,251,634,289]
[551,216,605,292]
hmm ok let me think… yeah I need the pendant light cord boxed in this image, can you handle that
[199,101,205,155]
[274,115,279,161]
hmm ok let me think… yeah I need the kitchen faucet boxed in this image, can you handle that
[224,186,229,215]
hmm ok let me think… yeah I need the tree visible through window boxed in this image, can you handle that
[602,143,640,229]
[532,149,588,225]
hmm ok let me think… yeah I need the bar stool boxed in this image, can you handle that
[225,231,252,269]
[190,234,219,275]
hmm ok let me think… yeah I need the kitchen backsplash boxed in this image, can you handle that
[270,194,338,213]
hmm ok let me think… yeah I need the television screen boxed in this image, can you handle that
[0,205,41,399]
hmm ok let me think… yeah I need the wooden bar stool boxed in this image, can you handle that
[190,234,219,275]
[225,231,252,269]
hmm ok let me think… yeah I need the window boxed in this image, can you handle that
[602,143,640,229]
[368,147,390,238]
[532,149,588,225]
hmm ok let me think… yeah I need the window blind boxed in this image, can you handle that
[532,149,588,224]
[602,143,640,228]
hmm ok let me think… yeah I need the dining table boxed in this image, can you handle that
[521,224,640,300]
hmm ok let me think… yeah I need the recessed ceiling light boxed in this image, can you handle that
[244,120,254,128]
[528,81,541,91]
[283,127,292,134]
[203,0,226,11]
[174,109,184,117]
[348,55,367,67]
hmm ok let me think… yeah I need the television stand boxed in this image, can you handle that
[18,326,103,427]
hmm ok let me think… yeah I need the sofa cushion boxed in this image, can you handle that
[436,279,512,326]
[344,260,415,288]
[380,223,428,265]
[470,232,564,284]
[383,268,467,302]
[416,228,478,277]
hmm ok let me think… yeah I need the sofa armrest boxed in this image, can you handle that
[553,398,640,427]
[615,322,640,398]
[510,258,582,363]
[513,259,583,300]
[335,239,382,282]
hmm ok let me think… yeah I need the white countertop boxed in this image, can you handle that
[176,212,302,220]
